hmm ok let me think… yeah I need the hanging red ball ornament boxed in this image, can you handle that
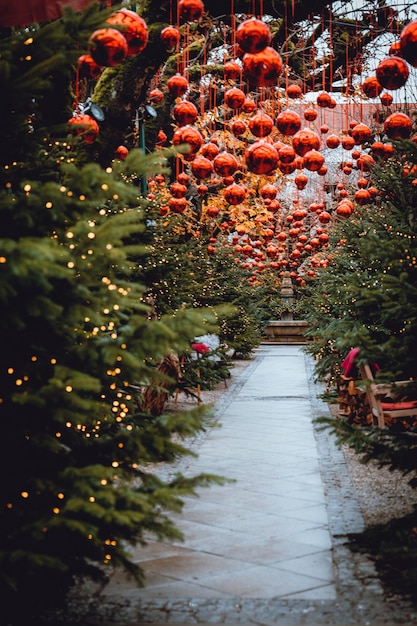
[399,19,417,67]
[149,88,164,104]
[276,109,302,136]
[224,183,247,205]
[167,74,189,98]
[88,28,128,67]
[318,211,331,224]
[380,92,393,106]
[304,107,317,121]
[351,122,372,145]
[106,9,148,56]
[389,41,403,57]
[242,98,256,113]
[169,197,188,213]
[173,100,198,126]
[231,119,247,137]
[356,154,375,172]
[279,161,297,175]
[200,142,220,160]
[224,87,246,109]
[77,54,102,79]
[245,141,279,175]
[316,91,332,107]
[160,25,180,51]
[375,56,409,90]
[236,18,271,54]
[361,76,383,99]
[190,156,214,179]
[325,134,340,149]
[224,61,242,80]
[302,149,325,172]
[213,152,239,177]
[178,0,204,22]
[172,125,204,155]
[341,135,355,150]
[292,129,320,157]
[248,111,274,137]
[278,144,296,163]
[177,172,190,185]
[67,114,99,144]
[259,184,277,200]
[384,112,412,139]
[115,145,129,160]
[242,47,283,87]
[287,84,303,99]
[170,181,188,197]
[294,173,308,190]
[354,189,371,205]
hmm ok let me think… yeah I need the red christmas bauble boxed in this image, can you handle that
[213,152,239,177]
[259,184,277,200]
[88,28,128,67]
[242,47,283,87]
[160,25,180,51]
[224,61,242,80]
[149,88,164,103]
[236,18,271,54]
[231,119,247,136]
[170,181,188,197]
[190,155,214,179]
[67,113,99,144]
[302,149,325,172]
[242,98,256,113]
[278,144,296,163]
[389,41,403,57]
[354,189,371,205]
[173,100,198,126]
[304,107,317,121]
[169,197,188,213]
[178,0,204,21]
[380,92,393,106]
[292,129,320,157]
[294,173,308,190]
[276,109,302,136]
[200,142,220,160]
[361,76,383,99]
[318,211,331,224]
[167,74,189,98]
[399,19,417,67]
[279,161,297,175]
[316,91,332,107]
[341,135,355,150]
[177,172,190,185]
[107,9,148,56]
[245,141,279,175]
[172,125,204,155]
[249,111,274,137]
[375,56,409,90]
[224,183,247,205]
[383,112,412,139]
[287,84,303,99]
[115,145,128,160]
[224,87,246,109]
[351,122,372,145]
[77,54,101,79]
[356,154,375,172]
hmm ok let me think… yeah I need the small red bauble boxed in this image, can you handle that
[177,172,190,185]
[107,9,148,56]
[376,56,409,90]
[224,87,246,109]
[77,54,102,79]
[320,124,329,134]
[304,107,317,121]
[260,184,277,200]
[178,0,204,21]
[67,114,99,144]
[88,28,128,67]
[380,92,393,106]
[316,91,332,107]
[170,181,188,197]
[200,142,220,160]
[167,74,189,98]
[278,144,296,163]
[287,84,303,99]
[341,135,355,150]
[294,173,308,190]
[356,154,375,172]
[224,183,247,205]
[249,111,274,137]
[213,152,239,177]
[173,100,198,126]
[190,156,214,179]
[245,141,279,175]
[325,134,340,149]
[276,109,302,136]
[242,98,256,113]
[169,197,188,213]
[242,47,283,87]
[160,25,180,51]
[361,76,383,99]
[149,88,164,103]
[302,149,325,172]
[351,122,372,145]
[231,119,247,136]
[354,189,371,206]
[292,129,321,157]
[384,112,412,139]
[224,61,242,80]
[389,41,403,57]
[318,211,331,224]
[399,19,417,67]
[172,125,204,155]
[279,161,296,175]
[115,145,129,160]
[236,18,271,54]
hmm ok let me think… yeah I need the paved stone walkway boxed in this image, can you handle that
[60,345,417,625]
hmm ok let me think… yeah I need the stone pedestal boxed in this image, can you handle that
[263,320,309,344]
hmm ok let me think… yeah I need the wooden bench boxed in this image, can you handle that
[360,364,417,428]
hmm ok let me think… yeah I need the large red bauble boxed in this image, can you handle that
[325,134,340,149]
[384,112,412,139]
[231,119,247,136]
[376,56,409,90]
[236,18,271,54]
[172,125,204,155]
[224,183,247,205]
[361,76,383,99]
[249,111,274,137]
[316,91,332,107]
[354,189,371,206]
[160,25,180,51]
[67,114,99,144]
[178,0,204,21]
[399,19,417,67]
[213,152,239,177]
[245,141,279,175]
[107,9,148,56]
[173,101,198,126]
[242,47,283,87]
[88,28,128,67]
[224,61,242,80]
[351,122,372,145]
[77,54,102,79]
[276,109,302,136]
[292,129,320,157]
[279,161,297,175]
[200,142,220,160]
[190,156,214,179]
[167,74,189,98]
[224,87,246,109]
[302,149,325,172]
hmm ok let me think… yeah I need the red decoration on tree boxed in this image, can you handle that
[160,26,180,51]
[316,91,332,107]
[213,152,239,177]
[375,56,409,90]
[356,154,375,172]
[242,47,283,87]
[200,142,220,160]
[260,184,277,200]
[224,183,247,205]
[77,54,101,79]
[88,28,128,67]
[115,145,128,160]
[399,19,417,67]
[224,61,242,80]
[170,181,188,197]
[172,125,203,155]
[384,112,412,139]
[67,113,99,144]
[178,0,204,21]
[173,101,198,126]
[236,18,271,54]
[248,111,273,137]
[294,173,308,190]
[278,144,296,163]
[304,107,318,121]
[190,156,214,179]
[325,134,340,149]
[245,141,279,175]
[287,84,303,99]
[354,189,371,205]
[149,88,164,103]
[380,92,393,106]
[106,9,148,56]
[361,76,383,99]
[351,122,372,145]
[276,109,302,136]
[231,119,247,137]
[302,149,325,172]
[169,197,188,213]
[242,98,256,113]
[292,129,320,157]
[341,135,355,150]
[224,87,246,109]
[167,74,189,98]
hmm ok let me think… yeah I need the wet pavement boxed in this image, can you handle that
[60,345,417,625]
